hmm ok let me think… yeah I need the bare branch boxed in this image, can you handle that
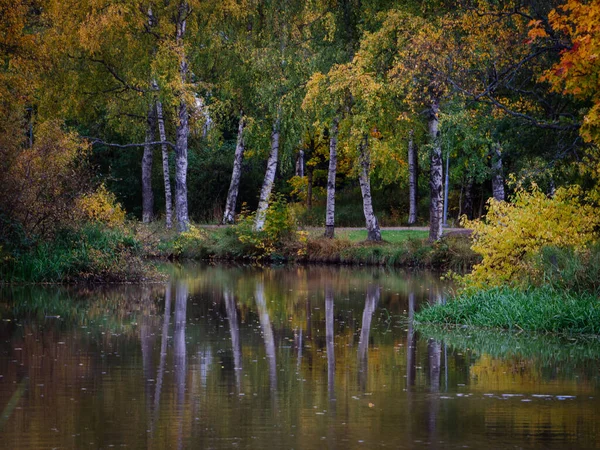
[83,137,176,149]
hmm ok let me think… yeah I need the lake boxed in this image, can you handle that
[0,263,599,449]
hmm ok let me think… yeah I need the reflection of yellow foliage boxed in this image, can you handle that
[470,354,593,394]
[76,184,125,227]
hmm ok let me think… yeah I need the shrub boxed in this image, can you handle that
[2,223,152,283]
[463,185,599,288]
[76,184,126,227]
[534,244,600,296]
[234,194,306,259]
[168,225,209,258]
[2,120,91,238]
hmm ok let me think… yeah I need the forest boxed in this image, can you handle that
[1,0,599,292]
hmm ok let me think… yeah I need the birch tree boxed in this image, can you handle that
[408,129,418,224]
[223,113,246,224]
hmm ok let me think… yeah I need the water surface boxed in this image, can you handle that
[0,264,599,449]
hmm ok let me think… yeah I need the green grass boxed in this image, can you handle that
[416,286,600,334]
[336,229,428,243]
[1,224,156,283]
[149,224,477,270]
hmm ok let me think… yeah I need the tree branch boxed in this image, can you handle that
[83,137,176,149]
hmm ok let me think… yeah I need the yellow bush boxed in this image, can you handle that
[5,120,91,237]
[236,194,304,257]
[170,225,208,256]
[76,185,126,227]
[463,185,599,288]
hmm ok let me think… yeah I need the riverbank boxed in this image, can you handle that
[0,222,478,283]
[149,225,479,272]
[415,286,600,334]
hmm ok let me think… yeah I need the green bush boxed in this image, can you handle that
[233,194,306,259]
[1,223,151,283]
[535,244,600,296]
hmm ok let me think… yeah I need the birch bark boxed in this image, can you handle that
[428,100,443,242]
[324,118,338,238]
[358,135,382,241]
[174,2,190,232]
[491,143,505,201]
[408,129,418,225]
[254,115,280,231]
[155,96,173,229]
[223,113,245,224]
[295,149,304,177]
[142,105,156,223]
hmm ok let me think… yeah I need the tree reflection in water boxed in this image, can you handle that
[358,284,380,391]
[224,290,242,394]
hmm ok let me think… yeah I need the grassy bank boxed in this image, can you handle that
[150,225,479,271]
[415,286,600,334]
[1,223,161,283]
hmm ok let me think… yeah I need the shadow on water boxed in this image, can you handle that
[0,264,599,449]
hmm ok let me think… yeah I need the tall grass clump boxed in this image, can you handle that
[1,224,151,283]
[416,286,600,334]
[534,244,600,296]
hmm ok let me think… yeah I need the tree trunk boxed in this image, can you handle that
[295,149,304,177]
[408,129,418,225]
[306,167,313,210]
[222,113,245,224]
[358,135,382,242]
[142,105,156,223]
[254,115,280,231]
[324,118,338,238]
[155,96,173,229]
[491,143,505,201]
[463,178,474,220]
[428,100,443,242]
[174,2,190,232]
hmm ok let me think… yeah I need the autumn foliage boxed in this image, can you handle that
[463,186,600,288]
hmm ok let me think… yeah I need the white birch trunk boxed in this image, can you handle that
[254,116,280,231]
[408,129,418,225]
[324,118,338,238]
[174,2,190,232]
[222,113,245,224]
[154,96,173,229]
[295,149,304,177]
[428,100,443,242]
[142,106,156,223]
[358,135,382,241]
[491,143,505,201]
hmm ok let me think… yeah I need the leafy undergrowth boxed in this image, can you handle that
[153,225,479,271]
[415,286,600,334]
[1,223,161,283]
[304,232,478,270]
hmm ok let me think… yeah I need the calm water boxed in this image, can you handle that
[0,264,599,449]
